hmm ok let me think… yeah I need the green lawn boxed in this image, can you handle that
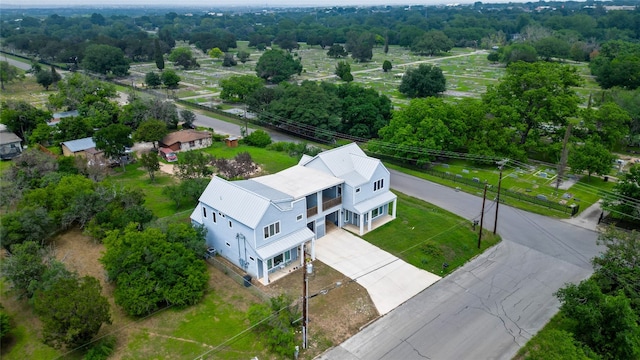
[201,142,301,174]
[364,191,500,275]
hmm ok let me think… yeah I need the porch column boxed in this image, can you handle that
[367,209,373,232]
[310,237,316,260]
[299,243,304,267]
[262,259,269,284]
[359,212,364,235]
[392,198,397,218]
[316,192,323,213]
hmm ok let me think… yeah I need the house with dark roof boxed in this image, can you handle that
[160,130,212,152]
[190,143,397,284]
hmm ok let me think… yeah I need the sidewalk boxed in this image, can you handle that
[562,200,603,232]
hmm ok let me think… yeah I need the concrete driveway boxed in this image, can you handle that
[315,228,441,315]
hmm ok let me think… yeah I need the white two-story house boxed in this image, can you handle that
[190,143,397,284]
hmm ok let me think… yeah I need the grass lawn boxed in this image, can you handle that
[513,312,582,359]
[201,142,300,175]
[364,191,500,275]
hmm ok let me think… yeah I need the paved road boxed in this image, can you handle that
[319,170,602,360]
[191,111,299,143]
[1,53,32,71]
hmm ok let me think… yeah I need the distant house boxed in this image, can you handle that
[160,130,212,152]
[60,137,105,165]
[0,124,23,160]
[48,110,79,127]
[191,143,397,285]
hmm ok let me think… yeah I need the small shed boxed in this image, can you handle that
[61,137,97,157]
[225,136,239,148]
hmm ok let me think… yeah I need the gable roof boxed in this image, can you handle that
[198,176,271,229]
[252,165,343,199]
[161,130,211,147]
[0,131,21,145]
[62,137,96,153]
[301,143,382,187]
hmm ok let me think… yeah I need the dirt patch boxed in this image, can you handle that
[4,229,378,359]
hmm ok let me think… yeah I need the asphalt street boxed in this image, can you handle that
[318,169,602,360]
[192,111,299,143]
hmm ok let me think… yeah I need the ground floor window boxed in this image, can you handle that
[372,206,384,218]
[267,249,292,270]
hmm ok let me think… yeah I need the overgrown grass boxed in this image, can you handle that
[513,312,587,360]
[364,191,500,274]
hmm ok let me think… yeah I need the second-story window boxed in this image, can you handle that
[264,221,281,239]
[203,207,207,218]
[373,179,384,191]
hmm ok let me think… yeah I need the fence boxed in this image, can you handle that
[424,168,575,214]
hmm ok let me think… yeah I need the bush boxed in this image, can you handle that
[0,307,11,339]
[84,336,117,360]
[243,130,272,148]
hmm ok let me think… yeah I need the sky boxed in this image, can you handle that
[4,0,533,9]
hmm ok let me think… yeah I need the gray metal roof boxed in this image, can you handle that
[0,131,21,145]
[252,165,343,199]
[235,180,292,202]
[302,143,381,186]
[354,191,397,213]
[61,137,96,153]
[256,227,315,259]
[197,176,271,229]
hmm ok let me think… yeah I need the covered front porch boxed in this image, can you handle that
[344,191,397,235]
[255,227,316,285]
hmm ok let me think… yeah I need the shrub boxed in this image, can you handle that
[243,130,272,148]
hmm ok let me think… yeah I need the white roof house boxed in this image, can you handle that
[191,143,397,285]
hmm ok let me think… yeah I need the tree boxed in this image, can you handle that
[590,40,640,90]
[399,64,446,98]
[482,62,582,147]
[237,50,250,63]
[345,31,375,62]
[568,140,615,181]
[255,49,302,84]
[222,53,237,67]
[154,38,165,72]
[161,69,181,89]
[411,30,454,56]
[500,43,538,64]
[0,241,47,299]
[145,72,162,88]
[36,69,53,90]
[168,47,199,70]
[556,279,640,359]
[133,119,168,149]
[0,100,51,142]
[0,61,21,90]
[93,124,133,170]
[180,109,196,129]
[208,47,224,60]
[335,61,353,82]
[175,151,213,180]
[382,60,392,72]
[243,130,272,148]
[534,37,571,61]
[139,151,160,182]
[337,83,392,138]
[247,294,299,358]
[327,44,348,58]
[0,206,53,250]
[604,165,640,222]
[48,73,116,111]
[101,224,208,316]
[33,275,111,349]
[592,226,640,313]
[581,102,631,150]
[220,75,265,102]
[274,31,298,52]
[82,44,130,76]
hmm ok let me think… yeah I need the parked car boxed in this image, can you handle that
[159,147,177,162]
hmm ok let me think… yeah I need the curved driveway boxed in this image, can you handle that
[319,170,602,360]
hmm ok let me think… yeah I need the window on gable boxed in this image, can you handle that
[229,221,232,228]
[373,179,384,191]
[203,207,207,218]
[296,214,303,221]
[212,212,216,223]
[263,221,281,239]
[355,187,361,193]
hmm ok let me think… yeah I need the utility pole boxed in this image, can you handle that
[302,246,308,349]
[556,123,573,193]
[478,183,488,249]
[493,159,508,234]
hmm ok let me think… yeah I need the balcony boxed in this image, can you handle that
[307,206,318,217]
[323,196,342,210]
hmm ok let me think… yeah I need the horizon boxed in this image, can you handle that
[0,0,560,9]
